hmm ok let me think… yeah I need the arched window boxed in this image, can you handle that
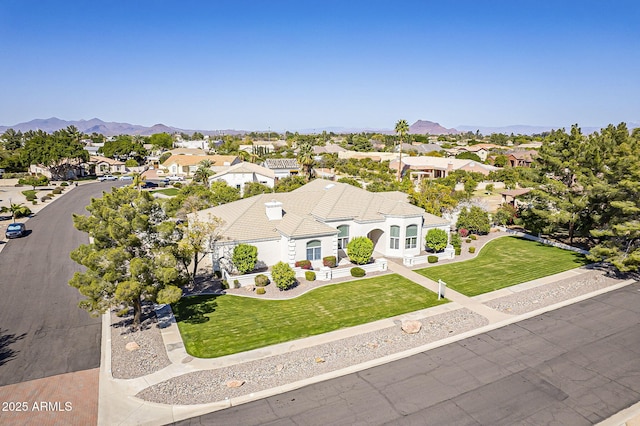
[405,225,418,249]
[389,225,400,250]
[337,225,349,249]
[306,240,321,261]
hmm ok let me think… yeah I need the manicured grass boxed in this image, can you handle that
[416,236,589,297]
[151,188,179,196]
[172,274,447,358]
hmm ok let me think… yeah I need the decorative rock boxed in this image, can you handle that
[226,380,245,388]
[401,320,422,334]
[125,341,140,351]
[315,357,325,363]
[276,364,284,372]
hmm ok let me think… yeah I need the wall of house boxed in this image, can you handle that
[292,235,335,268]
[211,173,275,194]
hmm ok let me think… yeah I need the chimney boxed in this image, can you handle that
[447,161,454,172]
[265,200,283,221]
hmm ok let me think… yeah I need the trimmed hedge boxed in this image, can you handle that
[350,267,366,277]
[427,255,438,264]
[469,234,477,240]
[254,274,269,287]
[256,287,266,295]
[322,256,337,268]
[469,246,476,254]
[295,259,312,270]
[305,271,316,281]
[465,238,472,243]
[455,247,461,256]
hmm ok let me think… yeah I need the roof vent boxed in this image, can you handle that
[265,200,283,221]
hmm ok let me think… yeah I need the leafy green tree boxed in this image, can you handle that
[493,154,508,167]
[347,236,374,265]
[1,128,24,151]
[456,206,490,234]
[178,214,224,283]
[425,228,448,252]
[493,203,519,226]
[69,187,187,326]
[210,181,240,204]
[159,152,172,164]
[395,119,409,181]
[243,182,272,198]
[19,175,49,190]
[99,135,147,161]
[232,244,258,274]
[193,160,214,184]
[22,128,89,179]
[149,133,173,149]
[456,152,482,162]
[337,177,362,188]
[271,261,296,290]
[125,159,138,167]
[275,175,307,192]
[352,134,373,152]
[409,180,458,215]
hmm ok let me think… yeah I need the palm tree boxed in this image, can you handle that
[131,172,145,191]
[1,201,29,223]
[395,119,409,181]
[297,142,315,181]
[193,160,214,184]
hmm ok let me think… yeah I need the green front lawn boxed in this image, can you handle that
[152,188,179,196]
[172,274,447,358]
[417,236,589,297]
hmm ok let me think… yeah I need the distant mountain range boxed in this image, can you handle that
[0,117,637,137]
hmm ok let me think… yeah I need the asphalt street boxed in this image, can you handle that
[0,181,121,386]
[178,282,640,426]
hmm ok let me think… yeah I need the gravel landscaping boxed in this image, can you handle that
[484,269,625,315]
[110,305,171,379]
[136,308,488,405]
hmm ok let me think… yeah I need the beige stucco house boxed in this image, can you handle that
[190,180,450,272]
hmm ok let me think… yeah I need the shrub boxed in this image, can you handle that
[125,159,139,167]
[427,255,438,264]
[465,238,472,243]
[459,228,469,238]
[256,287,266,295]
[322,256,337,268]
[485,183,494,193]
[271,261,296,290]
[469,234,477,240]
[455,247,461,256]
[233,279,240,289]
[350,267,366,277]
[295,259,312,270]
[456,206,490,235]
[232,244,258,274]
[469,246,476,254]
[450,233,462,249]
[305,271,316,281]
[221,280,229,289]
[32,200,37,205]
[60,181,69,187]
[41,196,50,202]
[25,194,36,201]
[425,228,448,252]
[18,175,49,189]
[52,188,62,194]
[173,182,182,188]
[254,274,269,287]
[347,237,374,265]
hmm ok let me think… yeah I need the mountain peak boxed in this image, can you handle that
[409,120,458,135]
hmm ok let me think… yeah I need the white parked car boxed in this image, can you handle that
[119,175,133,181]
[98,175,117,181]
[167,175,185,181]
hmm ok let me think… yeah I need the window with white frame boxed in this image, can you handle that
[337,225,349,249]
[306,240,321,261]
[390,225,400,249]
[405,225,417,249]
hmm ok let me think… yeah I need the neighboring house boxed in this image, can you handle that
[313,143,347,155]
[174,140,210,150]
[161,154,241,177]
[338,150,398,162]
[507,150,537,167]
[29,158,87,180]
[90,155,127,175]
[190,180,450,271]
[389,157,499,183]
[457,144,503,162]
[168,148,208,156]
[413,143,444,155]
[262,158,300,180]
[501,188,532,207]
[239,143,275,155]
[208,162,275,194]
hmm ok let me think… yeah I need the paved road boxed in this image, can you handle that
[179,282,640,425]
[0,182,121,386]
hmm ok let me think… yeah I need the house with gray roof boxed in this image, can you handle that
[262,158,300,180]
[190,180,450,272]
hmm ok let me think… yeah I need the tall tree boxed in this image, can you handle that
[69,187,187,326]
[193,159,214,184]
[395,119,409,181]
[297,142,315,181]
[22,128,89,179]
[178,213,224,284]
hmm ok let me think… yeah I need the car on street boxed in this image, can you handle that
[98,175,117,181]
[5,223,27,239]
[167,175,185,181]
[142,181,158,189]
[119,175,133,181]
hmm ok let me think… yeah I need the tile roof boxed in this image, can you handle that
[89,155,125,165]
[162,155,239,167]
[210,162,275,180]
[263,158,300,170]
[191,180,448,242]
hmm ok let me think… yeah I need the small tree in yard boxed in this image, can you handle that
[177,214,224,284]
[232,244,258,274]
[271,261,296,290]
[457,206,491,234]
[347,237,374,265]
[425,228,448,252]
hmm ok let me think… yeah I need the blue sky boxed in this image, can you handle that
[1,0,638,131]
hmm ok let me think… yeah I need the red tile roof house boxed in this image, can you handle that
[190,180,451,283]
